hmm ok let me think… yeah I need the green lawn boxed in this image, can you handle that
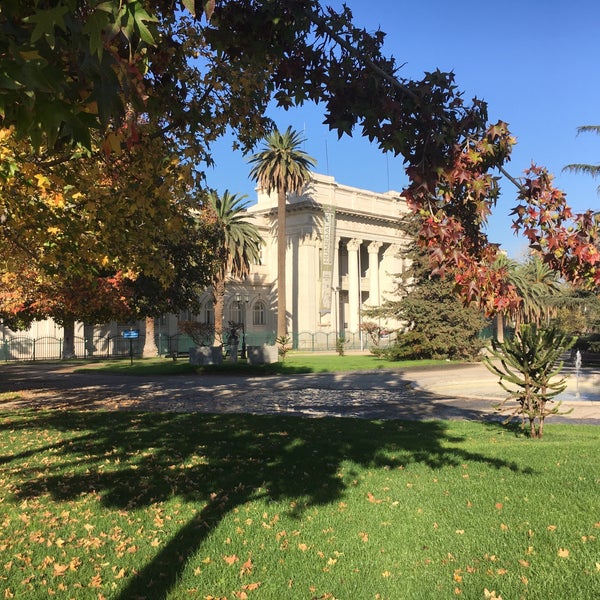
[75,353,452,376]
[0,411,598,599]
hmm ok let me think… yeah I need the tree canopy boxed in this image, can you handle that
[1,0,598,320]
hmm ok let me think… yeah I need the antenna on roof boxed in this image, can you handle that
[386,153,390,191]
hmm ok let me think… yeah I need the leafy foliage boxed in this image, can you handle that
[0,127,221,330]
[367,218,488,361]
[483,324,575,438]
[0,0,598,316]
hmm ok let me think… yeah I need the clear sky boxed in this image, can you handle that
[204,0,600,258]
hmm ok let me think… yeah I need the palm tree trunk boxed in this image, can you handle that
[496,311,504,343]
[213,275,225,347]
[277,187,287,338]
[143,316,158,357]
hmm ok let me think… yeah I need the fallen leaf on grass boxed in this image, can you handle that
[558,548,570,558]
[240,557,253,576]
[242,582,261,591]
[223,554,238,565]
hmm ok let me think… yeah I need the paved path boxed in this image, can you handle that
[0,362,598,424]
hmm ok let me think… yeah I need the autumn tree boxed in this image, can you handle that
[1,0,598,317]
[0,125,221,356]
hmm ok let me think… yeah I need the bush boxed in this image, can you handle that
[380,329,484,361]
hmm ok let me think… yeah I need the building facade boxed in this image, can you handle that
[1,174,409,357]
[244,173,408,348]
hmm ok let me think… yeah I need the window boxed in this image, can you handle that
[229,303,242,324]
[253,301,266,326]
[203,304,214,325]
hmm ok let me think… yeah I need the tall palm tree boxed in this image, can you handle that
[207,190,263,346]
[248,127,316,338]
[563,125,600,192]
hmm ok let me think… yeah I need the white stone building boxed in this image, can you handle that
[1,174,409,358]
[242,173,408,348]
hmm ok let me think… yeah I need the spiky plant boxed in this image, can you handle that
[483,324,575,438]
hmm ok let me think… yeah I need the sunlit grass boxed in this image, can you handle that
[75,353,454,376]
[0,412,598,599]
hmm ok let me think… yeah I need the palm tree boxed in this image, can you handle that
[563,125,600,192]
[248,127,316,338]
[207,190,263,346]
[493,254,562,342]
[510,256,561,328]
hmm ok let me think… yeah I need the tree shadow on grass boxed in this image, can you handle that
[1,410,531,599]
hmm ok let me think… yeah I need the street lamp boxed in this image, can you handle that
[235,293,250,358]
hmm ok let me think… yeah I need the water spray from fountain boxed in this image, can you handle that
[575,349,582,399]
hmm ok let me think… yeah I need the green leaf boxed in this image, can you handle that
[83,10,110,58]
[23,5,69,47]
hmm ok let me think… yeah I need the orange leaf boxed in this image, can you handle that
[53,563,68,576]
[558,548,570,558]
[367,492,382,504]
[223,554,239,565]
[240,557,253,576]
[242,582,262,591]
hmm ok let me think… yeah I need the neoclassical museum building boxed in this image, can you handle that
[2,173,409,357]
[240,173,408,348]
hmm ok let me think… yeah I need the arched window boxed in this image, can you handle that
[253,301,266,326]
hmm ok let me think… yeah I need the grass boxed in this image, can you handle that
[74,353,454,376]
[0,411,598,599]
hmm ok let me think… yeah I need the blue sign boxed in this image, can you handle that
[122,329,139,339]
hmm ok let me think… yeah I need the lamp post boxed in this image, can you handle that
[235,293,250,358]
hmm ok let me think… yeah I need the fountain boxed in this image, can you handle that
[575,350,582,398]
[556,350,600,402]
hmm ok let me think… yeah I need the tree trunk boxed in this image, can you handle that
[62,319,76,359]
[213,276,225,347]
[143,316,158,357]
[276,187,287,338]
[496,311,504,343]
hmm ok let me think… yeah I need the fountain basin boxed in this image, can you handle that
[557,370,600,402]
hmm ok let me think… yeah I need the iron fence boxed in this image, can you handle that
[0,331,280,361]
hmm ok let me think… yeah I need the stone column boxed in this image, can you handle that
[381,243,401,296]
[346,238,362,333]
[297,234,318,332]
[367,241,383,307]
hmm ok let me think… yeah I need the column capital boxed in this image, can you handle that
[368,241,383,254]
[346,238,363,252]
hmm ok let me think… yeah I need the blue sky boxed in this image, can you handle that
[204,0,600,258]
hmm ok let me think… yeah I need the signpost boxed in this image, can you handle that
[122,329,139,365]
